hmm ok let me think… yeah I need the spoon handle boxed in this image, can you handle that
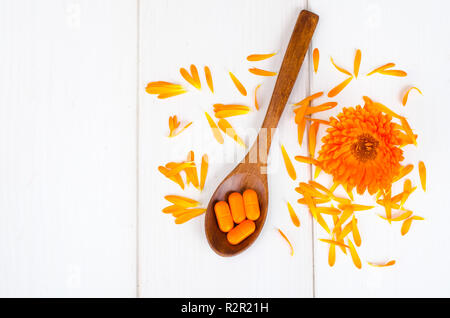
[246,10,318,167]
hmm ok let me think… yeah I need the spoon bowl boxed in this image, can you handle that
[204,10,318,256]
[205,166,268,256]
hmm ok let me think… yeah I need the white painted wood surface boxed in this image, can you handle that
[1,0,450,297]
[0,0,137,297]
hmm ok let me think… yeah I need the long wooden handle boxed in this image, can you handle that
[246,10,318,168]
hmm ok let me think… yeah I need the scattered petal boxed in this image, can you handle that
[217,119,246,147]
[180,67,200,90]
[247,52,276,61]
[204,112,224,144]
[418,161,426,191]
[352,216,361,247]
[330,57,352,76]
[368,260,396,267]
[229,72,247,96]
[164,195,200,208]
[402,87,422,106]
[190,64,201,89]
[293,91,324,106]
[366,63,396,76]
[278,228,294,256]
[328,243,335,267]
[287,202,300,227]
[313,48,319,73]
[354,49,361,78]
[175,208,205,224]
[378,69,407,77]
[348,239,362,269]
[200,154,208,191]
[248,67,277,76]
[204,66,214,93]
[328,77,353,98]
[309,122,319,157]
[254,84,261,110]
[281,144,297,180]
[319,239,349,249]
[214,109,250,118]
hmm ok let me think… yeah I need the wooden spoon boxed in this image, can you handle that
[205,10,319,256]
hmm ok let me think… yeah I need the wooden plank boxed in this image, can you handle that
[0,0,137,297]
[139,0,313,297]
[309,0,450,297]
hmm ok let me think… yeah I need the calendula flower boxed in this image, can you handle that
[317,103,404,195]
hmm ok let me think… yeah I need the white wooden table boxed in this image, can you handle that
[0,0,449,297]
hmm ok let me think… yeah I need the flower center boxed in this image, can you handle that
[351,133,379,163]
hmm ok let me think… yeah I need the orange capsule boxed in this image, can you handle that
[214,201,234,233]
[243,189,260,221]
[228,192,246,224]
[227,220,256,245]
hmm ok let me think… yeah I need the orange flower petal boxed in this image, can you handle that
[333,208,353,232]
[394,164,414,182]
[294,155,321,167]
[401,217,413,235]
[278,228,294,256]
[175,208,205,224]
[185,151,200,189]
[204,112,224,144]
[402,87,422,106]
[217,119,246,147]
[173,122,192,137]
[229,72,247,96]
[246,52,276,61]
[146,85,185,94]
[328,77,353,98]
[348,239,362,269]
[319,238,349,249]
[328,243,336,267]
[213,104,251,112]
[164,195,199,208]
[418,161,426,191]
[378,69,407,77]
[157,90,188,99]
[190,64,201,89]
[366,63,395,76]
[287,202,300,227]
[313,48,319,73]
[352,216,361,247]
[254,84,261,110]
[248,67,277,76]
[158,166,185,189]
[368,260,396,267]
[200,154,208,191]
[378,210,412,222]
[354,49,361,78]
[330,57,352,76]
[338,222,353,241]
[309,121,319,157]
[204,66,214,93]
[314,166,322,179]
[293,91,324,106]
[180,67,200,90]
[400,116,417,146]
[214,109,250,118]
[304,102,338,115]
[162,205,187,214]
[281,144,296,180]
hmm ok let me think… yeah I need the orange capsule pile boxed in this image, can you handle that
[214,189,261,245]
